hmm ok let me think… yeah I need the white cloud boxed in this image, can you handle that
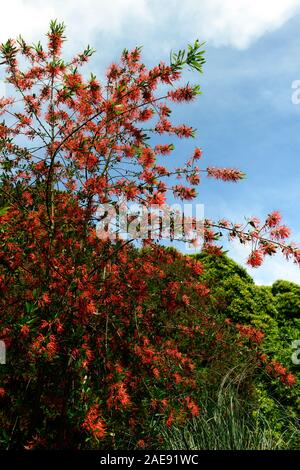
[176,0,300,49]
[1,0,300,50]
[0,0,152,50]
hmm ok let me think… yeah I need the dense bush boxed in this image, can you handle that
[0,240,285,449]
[0,21,299,450]
[193,252,300,432]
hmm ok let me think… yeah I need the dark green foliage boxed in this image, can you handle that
[191,252,300,425]
[272,280,300,321]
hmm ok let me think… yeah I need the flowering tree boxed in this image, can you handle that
[0,21,298,449]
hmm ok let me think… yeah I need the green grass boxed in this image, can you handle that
[159,386,300,450]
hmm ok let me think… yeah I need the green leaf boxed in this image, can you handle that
[24,302,37,314]
[170,39,206,74]
[0,206,9,217]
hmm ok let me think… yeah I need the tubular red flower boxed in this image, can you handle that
[168,85,197,103]
[266,211,281,227]
[206,167,245,182]
[271,225,291,240]
[82,405,106,439]
[247,250,264,267]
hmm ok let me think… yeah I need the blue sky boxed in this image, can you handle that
[1,0,300,285]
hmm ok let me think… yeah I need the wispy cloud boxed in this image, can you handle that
[176,0,300,49]
[0,1,151,48]
[1,0,300,50]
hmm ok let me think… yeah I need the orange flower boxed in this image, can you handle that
[282,373,296,386]
[166,411,174,428]
[184,397,200,417]
[107,381,131,410]
[82,405,106,439]
[20,324,30,337]
[136,439,145,448]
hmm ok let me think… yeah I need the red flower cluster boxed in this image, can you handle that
[82,405,106,439]
[236,324,265,344]
[266,211,281,227]
[206,167,245,182]
[184,396,200,417]
[266,360,297,386]
[168,85,198,103]
[247,249,264,268]
[107,381,131,410]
